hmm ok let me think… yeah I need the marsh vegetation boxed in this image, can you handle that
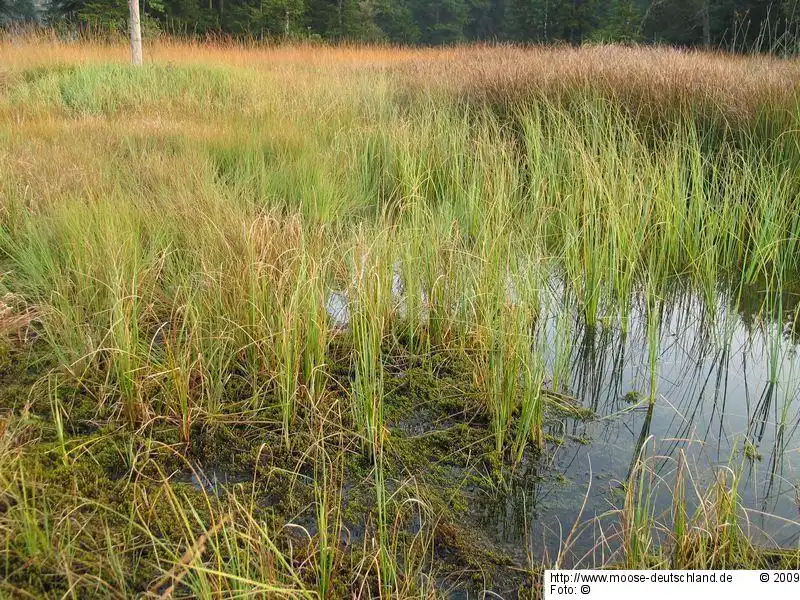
[0,39,799,598]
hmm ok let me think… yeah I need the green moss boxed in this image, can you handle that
[188,423,257,474]
[384,348,483,427]
[623,390,643,404]
[1,423,229,596]
[743,439,762,462]
[433,520,518,587]
[0,341,52,413]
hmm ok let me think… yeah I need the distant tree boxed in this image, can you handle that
[1,0,40,24]
[23,0,800,50]
[558,0,601,43]
[592,0,641,41]
[504,0,556,41]
[374,0,420,42]
[156,0,212,34]
[782,0,800,23]
[47,0,157,32]
[411,0,468,44]
[464,0,504,40]
[712,0,785,50]
[641,0,706,45]
[305,0,381,39]
[639,0,791,50]
[779,0,800,52]
[78,0,129,30]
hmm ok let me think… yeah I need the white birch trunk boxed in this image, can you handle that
[128,0,143,66]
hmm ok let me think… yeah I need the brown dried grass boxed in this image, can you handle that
[2,37,798,120]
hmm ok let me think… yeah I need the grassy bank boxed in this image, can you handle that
[0,39,799,597]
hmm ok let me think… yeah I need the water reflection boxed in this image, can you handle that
[485,284,800,565]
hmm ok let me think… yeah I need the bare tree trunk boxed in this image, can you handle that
[128,0,143,66]
[702,0,711,48]
[544,0,549,40]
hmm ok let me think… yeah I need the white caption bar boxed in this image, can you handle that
[544,570,800,600]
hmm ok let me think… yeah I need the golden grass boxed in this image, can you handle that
[404,44,800,117]
[2,37,799,119]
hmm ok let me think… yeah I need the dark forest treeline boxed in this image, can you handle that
[2,0,800,51]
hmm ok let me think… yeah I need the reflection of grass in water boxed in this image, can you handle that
[795,482,800,514]
[559,445,800,570]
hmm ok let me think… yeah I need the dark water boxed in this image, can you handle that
[179,463,247,492]
[477,287,800,566]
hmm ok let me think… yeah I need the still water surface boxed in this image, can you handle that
[479,286,800,565]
